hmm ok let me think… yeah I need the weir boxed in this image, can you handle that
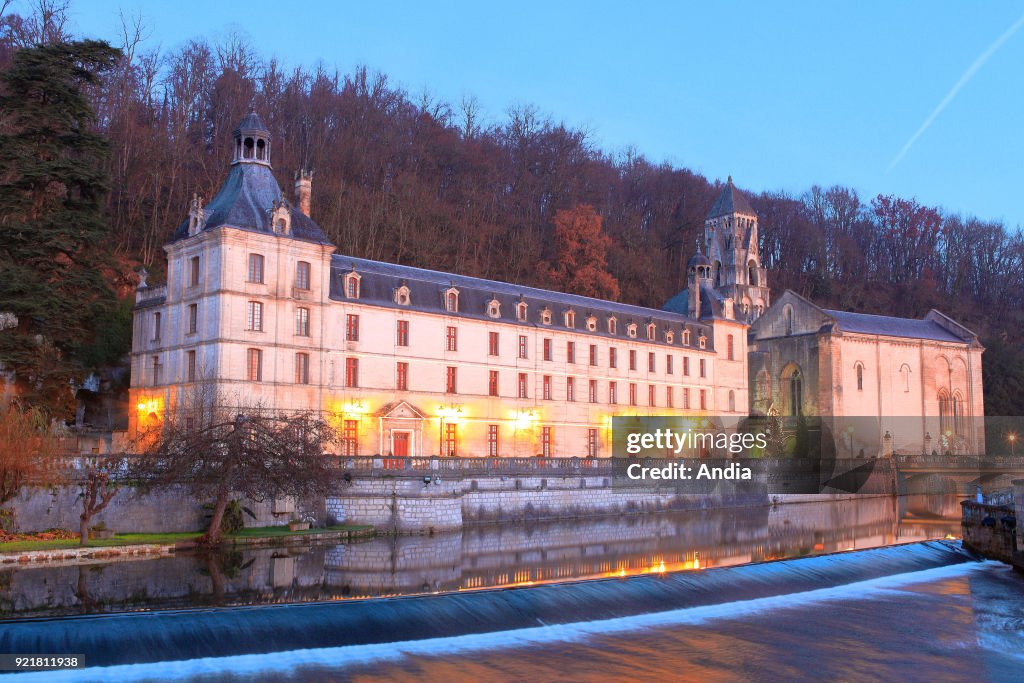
[0,541,976,668]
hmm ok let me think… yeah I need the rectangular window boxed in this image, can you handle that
[295,261,311,290]
[727,335,735,361]
[488,370,499,397]
[587,428,599,458]
[446,366,457,393]
[396,320,409,346]
[543,338,553,361]
[666,386,674,408]
[295,352,310,384]
[247,301,263,331]
[683,357,690,376]
[567,341,576,364]
[667,355,674,375]
[589,344,598,366]
[542,426,553,458]
[567,376,576,402]
[518,372,528,399]
[610,347,618,369]
[247,348,262,382]
[342,419,359,456]
[345,357,359,388]
[589,379,598,403]
[518,335,528,359]
[189,256,200,287]
[296,307,311,337]
[151,355,161,385]
[628,349,636,371]
[700,389,707,410]
[648,384,656,406]
[487,424,499,457]
[648,352,656,373]
[699,358,707,378]
[609,381,618,405]
[684,388,691,409]
[397,361,409,391]
[186,350,196,382]
[187,303,198,334]
[629,382,637,406]
[446,326,458,352]
[489,331,500,356]
[346,314,359,341]
[248,253,264,284]
[152,311,162,341]
[444,423,458,457]
[543,375,552,400]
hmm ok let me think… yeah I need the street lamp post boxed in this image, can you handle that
[1008,432,1017,457]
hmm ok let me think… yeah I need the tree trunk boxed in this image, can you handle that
[79,513,90,546]
[203,490,229,546]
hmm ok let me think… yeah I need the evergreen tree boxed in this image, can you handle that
[0,40,121,416]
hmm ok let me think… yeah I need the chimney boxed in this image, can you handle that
[294,170,313,216]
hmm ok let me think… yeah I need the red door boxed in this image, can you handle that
[393,432,410,457]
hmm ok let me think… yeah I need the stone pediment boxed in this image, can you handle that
[377,400,427,420]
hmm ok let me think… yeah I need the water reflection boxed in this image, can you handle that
[0,495,962,620]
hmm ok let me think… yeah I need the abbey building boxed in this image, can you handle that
[129,111,984,458]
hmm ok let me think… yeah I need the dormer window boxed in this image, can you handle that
[608,317,618,335]
[345,272,361,299]
[586,315,597,332]
[564,310,575,328]
[647,323,657,341]
[699,335,707,350]
[394,285,411,306]
[270,199,291,235]
[627,323,637,339]
[445,287,460,313]
[487,298,501,318]
[683,330,691,346]
[540,308,552,325]
[666,331,675,344]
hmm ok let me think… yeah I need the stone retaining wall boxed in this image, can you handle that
[960,501,1017,563]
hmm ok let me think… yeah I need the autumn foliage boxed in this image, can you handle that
[539,205,620,300]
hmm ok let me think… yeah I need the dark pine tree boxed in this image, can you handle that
[0,40,121,417]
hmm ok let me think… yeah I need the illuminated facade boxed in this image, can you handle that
[129,111,750,456]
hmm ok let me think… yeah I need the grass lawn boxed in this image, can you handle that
[0,525,373,553]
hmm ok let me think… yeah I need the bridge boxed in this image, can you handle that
[892,454,1024,495]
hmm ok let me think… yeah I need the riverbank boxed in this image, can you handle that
[0,525,374,566]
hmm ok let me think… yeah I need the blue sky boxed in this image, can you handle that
[64,1,1024,227]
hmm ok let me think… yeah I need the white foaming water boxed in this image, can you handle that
[6,560,999,683]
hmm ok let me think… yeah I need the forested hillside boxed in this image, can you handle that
[1,2,1022,415]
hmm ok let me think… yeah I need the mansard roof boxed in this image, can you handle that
[330,255,715,347]
[170,163,331,244]
[707,176,756,219]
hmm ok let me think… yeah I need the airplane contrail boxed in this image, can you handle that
[887,13,1024,172]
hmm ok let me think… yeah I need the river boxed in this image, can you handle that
[2,494,1022,682]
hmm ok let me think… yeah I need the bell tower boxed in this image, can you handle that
[704,176,770,321]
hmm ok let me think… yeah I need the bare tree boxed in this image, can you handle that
[131,392,339,544]
[0,402,59,514]
[77,459,117,545]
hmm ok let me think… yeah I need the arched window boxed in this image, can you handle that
[683,330,691,346]
[394,285,411,306]
[345,272,361,299]
[713,261,723,288]
[487,298,501,318]
[855,363,864,391]
[748,260,758,286]
[784,305,794,336]
[445,288,459,312]
[646,323,656,341]
[899,364,911,392]
[783,365,803,417]
[517,302,528,321]
[952,392,965,436]
[938,390,951,437]
[608,317,617,335]
[564,310,575,328]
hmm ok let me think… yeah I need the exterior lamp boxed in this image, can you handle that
[1008,432,1017,456]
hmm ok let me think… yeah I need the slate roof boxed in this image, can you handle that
[662,283,724,320]
[823,309,966,343]
[170,163,330,244]
[234,110,269,136]
[330,255,715,348]
[707,177,755,219]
